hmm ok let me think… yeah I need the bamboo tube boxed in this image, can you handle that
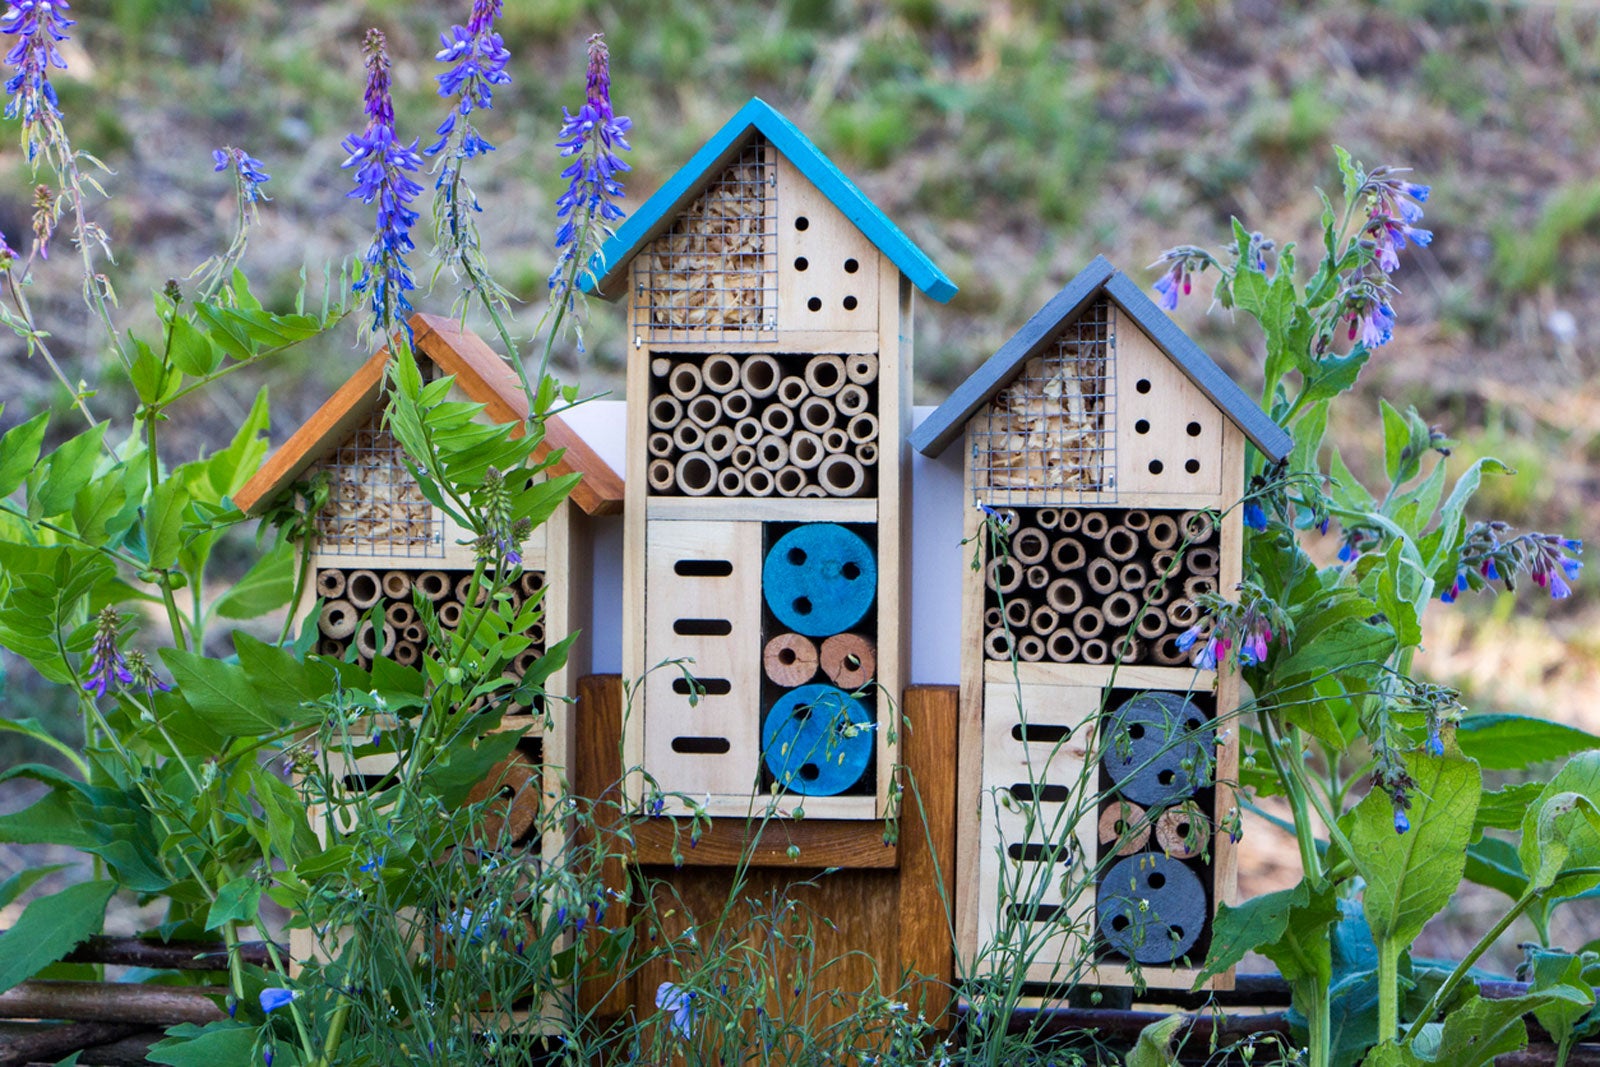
[1182,510,1216,543]
[790,431,824,470]
[319,599,359,639]
[1086,559,1119,595]
[1050,537,1086,572]
[1157,802,1209,860]
[386,601,417,627]
[648,431,675,458]
[317,638,343,657]
[648,458,676,493]
[744,467,775,497]
[1102,591,1139,627]
[649,394,684,429]
[1150,549,1178,576]
[355,654,373,671]
[836,383,870,417]
[1119,562,1149,592]
[1047,630,1080,662]
[394,641,420,667]
[1031,605,1059,635]
[820,633,876,688]
[823,428,849,453]
[346,570,381,609]
[847,412,878,444]
[1024,564,1050,591]
[1081,511,1110,539]
[1011,527,1049,564]
[1187,547,1220,576]
[799,485,826,498]
[804,354,845,397]
[455,574,489,605]
[417,571,451,601]
[986,557,1024,595]
[994,507,1022,529]
[856,442,878,466]
[438,601,464,628]
[777,376,809,408]
[651,356,672,378]
[741,354,781,398]
[717,467,746,496]
[356,619,396,659]
[1104,525,1140,562]
[513,648,541,675]
[757,436,789,471]
[1099,802,1151,856]
[764,632,819,687]
[1005,597,1032,628]
[731,445,757,471]
[668,362,703,400]
[315,569,346,599]
[1046,577,1083,614]
[672,420,705,453]
[703,354,740,394]
[722,388,753,420]
[1072,606,1106,638]
[1079,638,1110,665]
[1136,607,1168,640]
[382,570,412,600]
[403,623,425,644]
[797,397,832,434]
[675,453,719,496]
[1166,598,1200,628]
[1036,508,1060,530]
[1145,578,1173,607]
[519,571,545,598]
[845,353,879,385]
[1185,576,1217,601]
[528,622,545,647]
[775,466,806,497]
[687,394,721,429]
[761,403,795,436]
[1123,509,1151,532]
[818,453,865,496]
[985,606,1005,630]
[734,416,764,445]
[1017,634,1046,662]
[1057,509,1083,534]
[984,628,1014,660]
[1110,634,1143,663]
[1147,514,1180,550]
[704,425,736,461]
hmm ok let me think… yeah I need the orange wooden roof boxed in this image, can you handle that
[232,312,624,518]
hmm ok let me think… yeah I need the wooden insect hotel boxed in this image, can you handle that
[909,256,1292,991]
[233,312,623,885]
[582,97,956,820]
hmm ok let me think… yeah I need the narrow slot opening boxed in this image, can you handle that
[670,737,732,754]
[674,559,734,577]
[673,618,733,636]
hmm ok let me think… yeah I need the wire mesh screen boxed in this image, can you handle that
[635,137,777,342]
[973,298,1116,504]
[313,409,444,558]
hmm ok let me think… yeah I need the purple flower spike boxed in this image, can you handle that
[1,0,74,161]
[1345,295,1396,348]
[82,607,134,699]
[213,146,271,204]
[429,0,509,157]
[342,29,423,340]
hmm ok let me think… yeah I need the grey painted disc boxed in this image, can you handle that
[1096,852,1206,964]
[1100,691,1214,807]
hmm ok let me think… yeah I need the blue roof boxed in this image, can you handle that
[579,97,956,304]
[909,255,1293,462]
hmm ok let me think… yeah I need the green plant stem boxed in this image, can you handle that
[1402,890,1533,1044]
[277,534,315,647]
[1307,982,1331,1067]
[1378,935,1402,1044]
[1258,711,1322,884]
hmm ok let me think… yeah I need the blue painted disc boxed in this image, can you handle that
[761,684,873,796]
[762,524,876,637]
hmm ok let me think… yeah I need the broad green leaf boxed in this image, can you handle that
[1456,714,1600,771]
[167,316,223,376]
[0,864,69,910]
[0,879,115,993]
[1529,791,1600,894]
[1463,835,1527,902]
[1196,878,1326,987]
[0,410,48,497]
[212,541,295,619]
[161,649,283,735]
[1524,947,1599,1048]
[1519,753,1600,898]
[36,422,107,517]
[204,875,263,931]
[146,1022,262,1066]
[145,476,190,570]
[1347,752,1480,950]
[1301,346,1371,405]
[1414,992,1584,1066]
[0,787,96,847]
[1124,1013,1184,1067]
[1475,782,1547,833]
[205,389,271,501]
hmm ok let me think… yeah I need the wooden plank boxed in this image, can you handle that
[776,153,881,333]
[1115,319,1225,498]
[628,331,882,355]
[873,260,907,817]
[646,497,877,523]
[897,684,958,1027]
[986,660,1212,693]
[631,817,898,868]
[622,328,652,809]
[954,445,986,973]
[572,674,634,1019]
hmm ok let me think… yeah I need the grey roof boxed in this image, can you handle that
[907,256,1293,462]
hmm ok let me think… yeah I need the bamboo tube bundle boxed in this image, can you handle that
[518,571,545,599]
[648,432,675,458]
[527,622,545,648]
[774,466,806,497]
[346,570,381,609]
[777,376,809,408]
[1011,527,1050,565]
[856,442,878,467]
[454,574,490,606]
[734,417,763,445]
[645,157,771,330]
[1119,562,1148,592]
[668,362,703,400]
[1181,510,1215,543]
[1110,634,1142,663]
[741,354,781,398]
[438,601,464,629]
[1136,606,1168,640]
[1147,514,1180,550]
[651,395,684,430]
[845,353,879,385]
[1016,634,1046,662]
[394,641,420,667]
[836,384,870,417]
[985,606,1005,631]
[722,389,754,420]
[1030,605,1059,635]
[317,638,343,657]
[1036,508,1060,530]
[1123,509,1151,532]
[356,619,396,660]
[1080,511,1110,539]
[799,396,836,434]
[1152,633,1189,666]
[1184,576,1217,601]
[703,354,740,393]
[804,355,846,397]
[1166,598,1199,629]
[1047,577,1083,614]
[675,453,719,496]
[1050,537,1086,572]
[761,404,795,436]
[703,426,736,461]
[687,394,722,429]
[1079,638,1109,665]
[984,628,1014,660]
[757,436,789,471]
[1004,598,1032,629]
[1186,547,1220,576]
[315,569,346,599]
[319,600,359,640]
[1102,591,1139,628]
[1099,801,1151,856]
[818,454,866,496]
[1047,630,1080,662]
[1024,564,1050,591]
[403,623,425,644]
[651,356,672,377]
[799,485,827,498]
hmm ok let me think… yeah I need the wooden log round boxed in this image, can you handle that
[394,640,420,666]
[1072,605,1106,638]
[856,442,878,466]
[836,383,870,417]
[984,606,1005,631]
[1057,509,1083,533]
[716,467,746,496]
[777,375,810,408]
[382,570,412,600]
[1104,525,1140,562]
[1086,558,1119,595]
[319,599,359,639]
[1136,606,1168,640]
[847,412,879,444]
[1185,575,1217,601]
[672,420,705,453]
[1005,597,1032,628]
[799,396,836,434]
[757,435,790,471]
[1110,634,1143,663]
[346,570,381,609]
[403,623,425,643]
[789,430,824,470]
[741,353,781,398]
[704,425,736,461]
[647,458,677,493]
[722,388,754,420]
[818,453,865,496]
[1046,629,1080,662]
[1166,597,1200,628]
[1099,802,1151,856]
[1152,632,1189,666]
[1102,591,1140,627]
[734,416,764,445]
[385,601,417,627]
[1119,562,1149,592]
[986,557,1024,595]
[1024,564,1051,591]
[314,569,346,599]
[845,352,879,385]
[454,573,489,605]
[1035,508,1060,530]
[744,466,775,497]
[674,452,719,496]
[356,619,396,659]
[984,627,1014,660]
[1187,547,1220,576]
[764,632,820,687]
[465,751,540,845]
[1046,577,1083,614]
[1157,801,1210,860]
[731,444,757,471]
[1050,537,1086,572]
[519,571,545,598]
[648,431,675,458]
[416,570,451,601]
[1123,509,1151,531]
[1079,637,1110,665]
[1031,605,1059,634]
[1080,511,1110,539]
[651,356,672,378]
[438,600,464,628]
[703,353,741,393]
[804,354,846,397]
[820,632,877,689]
[668,362,703,400]
[649,393,684,429]
[1147,514,1180,550]
[1182,510,1216,543]
[1016,634,1046,662]
[1011,527,1050,564]
[761,403,795,436]
[686,393,722,429]
[774,466,806,497]
[822,427,849,453]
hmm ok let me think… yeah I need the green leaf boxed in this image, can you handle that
[0,864,69,909]
[212,541,295,619]
[36,422,107,517]
[167,316,223,376]
[1416,992,1583,1067]
[145,476,190,570]
[1301,346,1371,404]
[0,879,115,993]
[204,388,271,502]
[1524,947,1599,1048]
[1463,835,1527,902]
[0,410,48,497]
[1519,752,1600,898]
[161,649,283,735]
[0,787,96,847]
[146,1022,262,1066]
[1456,714,1600,771]
[1476,783,1547,832]
[1196,878,1331,987]
[204,876,263,931]
[1124,1013,1184,1067]
[1347,752,1481,950]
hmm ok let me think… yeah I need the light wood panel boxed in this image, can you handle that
[775,153,881,333]
[646,497,877,524]
[1115,322,1226,498]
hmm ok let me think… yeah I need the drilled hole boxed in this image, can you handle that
[1148,872,1167,889]
[1127,723,1146,740]
[671,737,731,754]
[844,258,859,273]
[799,763,820,781]
[1185,459,1201,474]
[787,547,807,566]
[793,596,813,616]
[1011,723,1071,742]
[795,216,809,231]
[807,297,822,312]
[841,561,861,580]
[1135,419,1150,434]
[778,648,796,665]
[794,256,809,271]
[674,559,733,577]
[842,295,858,310]
[1112,914,1130,932]
[673,618,733,636]
[1157,769,1176,785]
[1186,421,1202,437]
[1148,460,1164,475]
[843,654,861,671]
[1136,378,1152,394]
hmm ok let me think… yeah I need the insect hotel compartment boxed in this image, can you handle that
[311,409,445,560]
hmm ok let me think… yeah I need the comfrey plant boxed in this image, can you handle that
[1144,152,1600,1067]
